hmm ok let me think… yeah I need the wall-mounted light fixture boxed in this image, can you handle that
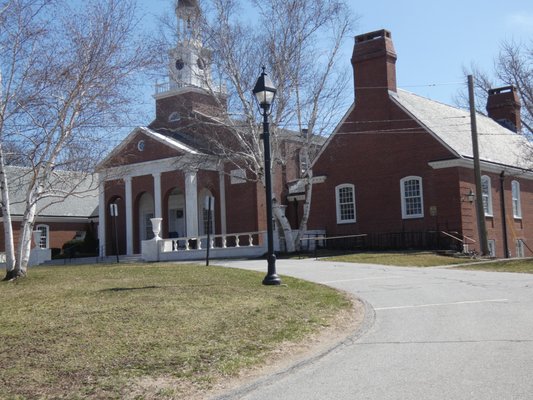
[465,189,475,204]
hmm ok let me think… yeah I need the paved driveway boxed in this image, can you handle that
[215,258,533,400]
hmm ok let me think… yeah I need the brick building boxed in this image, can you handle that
[0,166,98,257]
[96,0,305,257]
[307,29,533,257]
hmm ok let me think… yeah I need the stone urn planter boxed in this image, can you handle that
[150,218,163,240]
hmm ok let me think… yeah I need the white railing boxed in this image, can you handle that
[154,80,188,95]
[142,231,267,262]
[160,231,264,252]
[441,231,476,254]
[154,80,228,97]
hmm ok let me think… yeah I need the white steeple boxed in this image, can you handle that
[154,0,214,99]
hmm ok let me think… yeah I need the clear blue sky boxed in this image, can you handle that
[136,0,533,121]
[353,0,533,104]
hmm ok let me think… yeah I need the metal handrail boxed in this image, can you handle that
[440,231,476,244]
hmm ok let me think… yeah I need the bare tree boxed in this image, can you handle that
[167,0,356,252]
[457,40,533,136]
[1,0,155,280]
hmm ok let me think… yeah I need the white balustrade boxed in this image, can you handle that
[142,231,267,262]
[160,232,264,253]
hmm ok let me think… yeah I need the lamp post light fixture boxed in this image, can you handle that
[253,67,281,286]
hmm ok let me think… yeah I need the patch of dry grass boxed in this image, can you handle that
[0,262,351,399]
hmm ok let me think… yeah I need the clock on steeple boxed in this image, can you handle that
[152,0,226,128]
[165,0,213,90]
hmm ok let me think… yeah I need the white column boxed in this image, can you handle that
[124,176,133,255]
[185,170,198,237]
[98,177,106,258]
[218,169,227,234]
[153,172,162,219]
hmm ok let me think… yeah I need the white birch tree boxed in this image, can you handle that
[162,0,355,252]
[1,0,154,280]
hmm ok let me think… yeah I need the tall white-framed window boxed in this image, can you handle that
[511,180,522,219]
[35,224,49,249]
[516,239,525,258]
[335,184,356,224]
[481,175,493,216]
[400,176,424,219]
[487,239,496,257]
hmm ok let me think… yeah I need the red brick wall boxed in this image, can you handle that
[152,91,224,128]
[310,98,458,234]
[308,94,533,258]
[224,165,261,233]
[0,220,93,253]
[460,170,533,257]
[103,131,182,168]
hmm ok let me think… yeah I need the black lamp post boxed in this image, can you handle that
[253,67,281,286]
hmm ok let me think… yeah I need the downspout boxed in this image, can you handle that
[499,171,510,258]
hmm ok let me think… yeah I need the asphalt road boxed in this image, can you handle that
[215,258,533,400]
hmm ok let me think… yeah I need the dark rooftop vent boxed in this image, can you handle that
[355,29,391,43]
[488,86,515,96]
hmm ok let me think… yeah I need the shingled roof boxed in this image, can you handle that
[391,89,532,170]
[3,166,99,219]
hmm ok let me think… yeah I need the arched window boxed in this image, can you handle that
[481,175,493,216]
[512,180,522,218]
[335,184,356,224]
[400,176,424,219]
[35,224,49,249]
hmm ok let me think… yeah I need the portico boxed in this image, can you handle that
[98,143,226,257]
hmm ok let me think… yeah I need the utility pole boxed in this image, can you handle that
[468,75,489,256]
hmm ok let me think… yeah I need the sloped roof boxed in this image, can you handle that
[4,166,98,218]
[144,127,200,154]
[391,89,532,169]
[97,126,200,170]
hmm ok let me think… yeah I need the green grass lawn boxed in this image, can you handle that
[455,259,533,273]
[0,262,352,399]
[320,251,533,272]
[320,251,476,267]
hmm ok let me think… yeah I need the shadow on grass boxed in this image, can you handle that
[102,285,168,292]
[101,283,223,292]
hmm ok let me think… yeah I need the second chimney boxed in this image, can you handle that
[486,86,521,133]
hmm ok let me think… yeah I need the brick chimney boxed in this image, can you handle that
[351,29,397,101]
[486,86,521,133]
